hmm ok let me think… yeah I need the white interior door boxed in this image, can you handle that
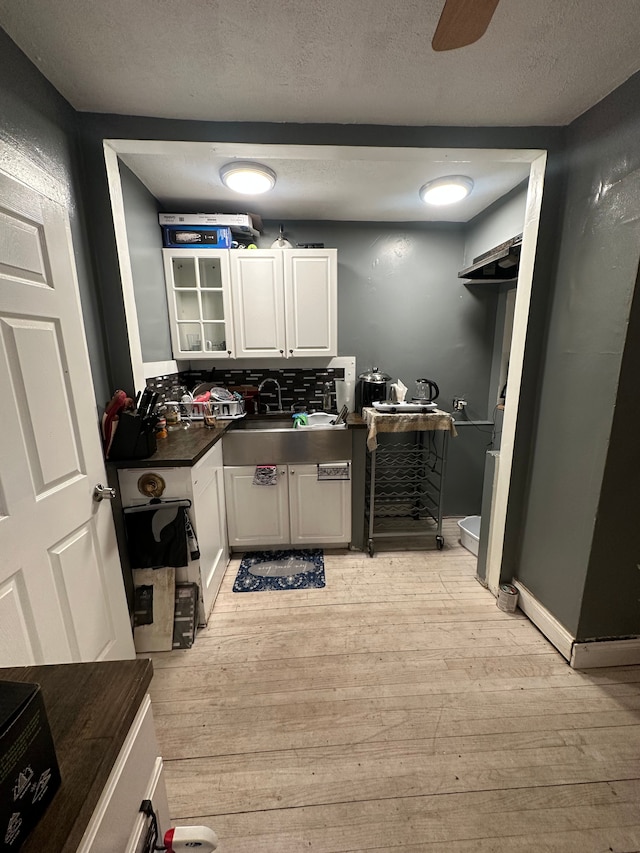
[0,168,135,665]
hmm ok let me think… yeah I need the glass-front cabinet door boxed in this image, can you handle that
[163,249,235,359]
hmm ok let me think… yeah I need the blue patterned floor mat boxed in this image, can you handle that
[233,549,325,592]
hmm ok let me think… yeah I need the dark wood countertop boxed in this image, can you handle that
[347,412,367,429]
[1,659,153,853]
[108,421,229,469]
[108,413,366,471]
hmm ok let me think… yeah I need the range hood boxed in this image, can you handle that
[458,234,522,284]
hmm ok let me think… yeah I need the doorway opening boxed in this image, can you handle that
[103,140,547,594]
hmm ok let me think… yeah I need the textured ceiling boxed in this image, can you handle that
[1,0,640,127]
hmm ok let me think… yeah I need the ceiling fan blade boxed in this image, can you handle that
[432,0,500,51]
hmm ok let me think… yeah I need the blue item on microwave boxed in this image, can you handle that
[161,225,232,248]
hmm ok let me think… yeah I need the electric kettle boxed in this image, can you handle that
[413,378,440,403]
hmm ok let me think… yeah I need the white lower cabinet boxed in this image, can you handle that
[77,695,170,853]
[224,465,290,546]
[288,464,352,544]
[224,464,351,548]
[117,441,229,626]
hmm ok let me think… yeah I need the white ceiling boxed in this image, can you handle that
[2,0,639,221]
[1,0,640,127]
[113,141,534,223]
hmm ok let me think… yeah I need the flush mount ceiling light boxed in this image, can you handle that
[220,161,276,195]
[419,175,474,206]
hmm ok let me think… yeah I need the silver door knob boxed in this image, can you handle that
[93,483,116,502]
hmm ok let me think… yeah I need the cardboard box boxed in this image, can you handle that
[0,682,61,851]
[159,212,255,228]
[172,582,198,649]
[132,567,176,653]
[161,225,232,249]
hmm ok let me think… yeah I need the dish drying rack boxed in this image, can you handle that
[365,428,449,557]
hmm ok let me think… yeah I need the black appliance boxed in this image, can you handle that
[356,367,391,413]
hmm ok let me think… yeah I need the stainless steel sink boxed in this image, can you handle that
[231,417,293,431]
[223,416,352,465]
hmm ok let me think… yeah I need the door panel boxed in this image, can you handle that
[284,250,337,357]
[0,168,134,665]
[289,463,351,544]
[3,317,82,491]
[224,465,289,546]
[0,206,51,287]
[231,252,285,357]
[192,443,229,619]
[0,573,38,665]
[49,524,115,661]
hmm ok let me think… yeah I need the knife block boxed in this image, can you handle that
[108,412,157,460]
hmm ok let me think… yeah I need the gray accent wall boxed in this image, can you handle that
[463,183,528,267]
[262,220,492,413]
[514,70,640,639]
[120,163,172,363]
[263,220,498,517]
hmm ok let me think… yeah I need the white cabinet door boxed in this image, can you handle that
[224,465,290,546]
[163,249,235,359]
[77,696,170,853]
[284,249,337,357]
[191,442,228,620]
[288,463,351,544]
[231,251,286,357]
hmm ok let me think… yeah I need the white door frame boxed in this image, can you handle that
[103,140,547,592]
[485,152,547,593]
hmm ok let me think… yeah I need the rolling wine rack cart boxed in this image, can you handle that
[363,410,455,557]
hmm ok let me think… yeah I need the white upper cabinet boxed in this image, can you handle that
[164,248,337,360]
[230,250,286,357]
[284,250,337,358]
[163,249,235,359]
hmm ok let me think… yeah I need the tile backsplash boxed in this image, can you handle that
[146,367,345,413]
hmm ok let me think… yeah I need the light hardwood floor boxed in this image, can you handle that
[148,519,640,852]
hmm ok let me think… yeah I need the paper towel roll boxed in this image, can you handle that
[335,379,355,412]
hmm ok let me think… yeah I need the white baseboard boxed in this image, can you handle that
[571,638,640,669]
[513,581,640,669]
[512,581,574,661]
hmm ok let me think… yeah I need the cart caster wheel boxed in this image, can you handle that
[367,539,375,558]
[436,536,444,551]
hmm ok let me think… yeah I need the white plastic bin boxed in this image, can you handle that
[458,515,481,556]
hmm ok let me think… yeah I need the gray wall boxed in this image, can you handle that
[0,29,111,404]
[263,220,499,517]
[579,264,640,638]
[262,220,493,413]
[120,163,172,363]
[463,183,528,267]
[514,71,640,638]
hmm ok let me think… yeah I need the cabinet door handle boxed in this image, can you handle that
[227,350,232,356]
[289,349,294,355]
[279,349,284,355]
[290,469,295,474]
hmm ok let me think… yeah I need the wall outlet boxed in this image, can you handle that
[453,397,467,412]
